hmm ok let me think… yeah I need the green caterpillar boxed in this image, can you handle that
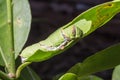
[20,19,92,62]
[39,25,82,51]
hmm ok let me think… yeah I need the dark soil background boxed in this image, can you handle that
[26,0,120,80]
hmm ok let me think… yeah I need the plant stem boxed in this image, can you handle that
[6,0,15,77]
[16,62,31,79]
[0,70,13,80]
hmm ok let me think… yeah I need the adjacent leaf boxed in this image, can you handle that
[18,67,41,80]
[20,1,120,63]
[68,63,82,75]
[58,73,78,80]
[13,0,31,58]
[0,0,31,66]
[68,63,103,80]
[68,43,120,77]
[78,75,103,80]
[59,73,103,80]
[112,65,120,80]
[113,0,120,2]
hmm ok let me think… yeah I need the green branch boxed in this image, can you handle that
[6,0,15,77]
[16,62,31,79]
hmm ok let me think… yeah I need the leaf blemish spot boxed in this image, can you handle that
[104,3,114,8]
[17,17,22,25]
[107,3,113,7]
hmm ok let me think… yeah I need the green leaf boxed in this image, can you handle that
[21,47,59,62]
[78,75,103,80]
[68,43,120,77]
[68,63,103,80]
[18,67,41,80]
[13,0,31,58]
[68,63,82,75]
[112,65,120,80]
[59,73,103,80]
[0,0,31,67]
[58,73,78,80]
[70,1,120,37]
[113,0,120,2]
[20,1,120,63]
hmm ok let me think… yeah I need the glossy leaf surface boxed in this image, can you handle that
[112,65,120,80]
[58,73,78,80]
[68,43,120,77]
[78,75,103,80]
[68,63,103,80]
